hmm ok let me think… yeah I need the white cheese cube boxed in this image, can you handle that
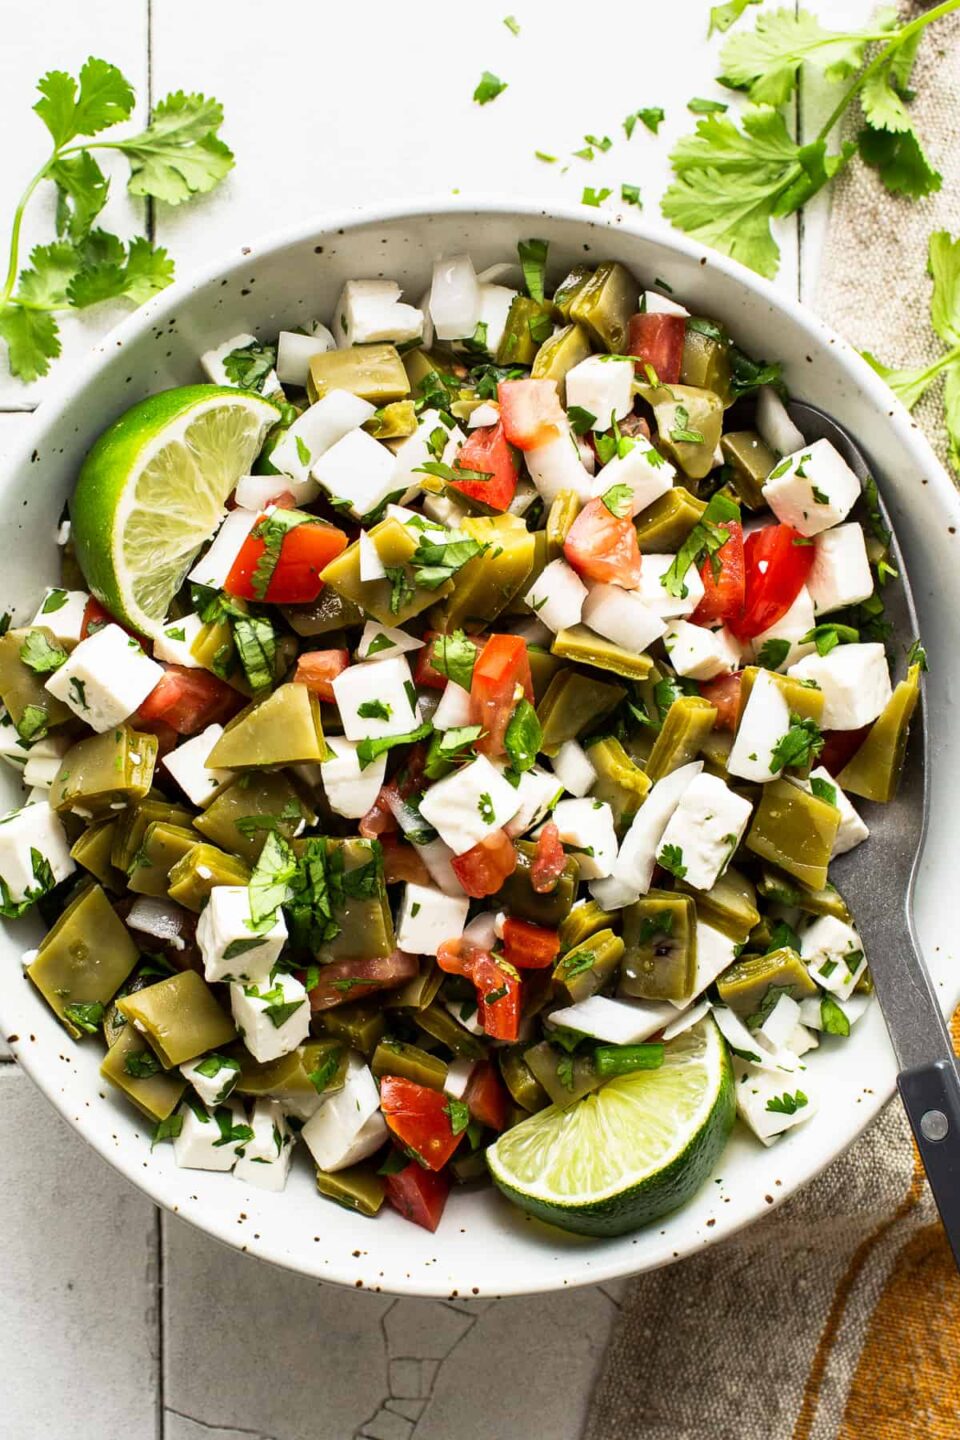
[735,1065,817,1142]
[30,587,89,644]
[443,1058,476,1100]
[270,390,376,502]
[230,972,310,1063]
[503,765,563,838]
[22,733,71,790]
[713,1005,792,1070]
[549,797,618,880]
[0,800,74,902]
[581,583,666,653]
[275,322,336,387]
[727,669,792,783]
[196,885,286,984]
[551,740,597,798]
[602,760,703,903]
[179,1053,241,1108]
[800,915,867,1000]
[429,255,481,340]
[474,284,517,356]
[664,620,741,681]
[761,438,860,537]
[636,553,705,619]
[642,290,689,317]
[45,624,163,732]
[787,765,869,857]
[419,754,521,855]
[548,995,678,1045]
[332,655,420,741]
[681,921,738,1005]
[0,710,28,769]
[396,882,469,956]
[311,427,398,521]
[301,1054,386,1172]
[788,643,891,730]
[233,474,295,512]
[391,410,465,498]
[333,279,423,347]
[319,735,387,820]
[433,681,474,730]
[233,1098,295,1192]
[187,508,259,589]
[161,723,235,808]
[174,1098,247,1172]
[415,837,465,896]
[656,774,751,892]
[524,558,587,634]
[524,435,594,505]
[588,438,675,517]
[807,522,874,615]
[359,530,387,582]
[757,993,801,1053]
[798,993,871,1032]
[201,332,279,396]
[355,621,424,662]
[749,586,816,671]
[153,612,206,669]
[564,356,634,430]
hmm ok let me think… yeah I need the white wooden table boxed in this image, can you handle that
[0,2,872,1435]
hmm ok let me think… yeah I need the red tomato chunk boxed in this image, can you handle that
[384,1161,451,1232]
[379,1075,465,1171]
[564,498,642,589]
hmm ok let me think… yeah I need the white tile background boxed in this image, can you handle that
[0,0,874,1434]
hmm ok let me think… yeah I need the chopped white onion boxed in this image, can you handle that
[127,897,189,951]
[756,386,805,457]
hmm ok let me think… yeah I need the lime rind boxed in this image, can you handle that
[487,1018,734,1237]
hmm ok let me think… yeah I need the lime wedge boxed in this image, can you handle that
[487,1018,734,1237]
[72,385,279,637]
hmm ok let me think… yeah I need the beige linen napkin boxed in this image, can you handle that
[585,14,960,1438]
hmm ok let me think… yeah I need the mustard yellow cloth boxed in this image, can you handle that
[586,11,960,1435]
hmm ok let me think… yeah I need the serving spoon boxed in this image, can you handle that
[786,399,960,1268]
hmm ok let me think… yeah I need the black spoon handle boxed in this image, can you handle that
[898,1059,960,1270]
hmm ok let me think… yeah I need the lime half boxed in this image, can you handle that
[72,385,279,637]
[487,1018,734,1237]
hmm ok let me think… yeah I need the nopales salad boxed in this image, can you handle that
[0,240,920,1236]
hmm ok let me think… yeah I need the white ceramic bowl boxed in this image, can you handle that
[2,199,959,1299]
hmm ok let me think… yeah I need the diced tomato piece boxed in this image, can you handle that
[451,830,518,899]
[472,952,522,1041]
[691,520,745,626]
[435,936,487,976]
[358,746,429,839]
[380,834,432,886]
[628,312,686,385]
[821,726,870,775]
[497,378,566,451]
[448,421,518,511]
[307,950,418,1011]
[699,672,742,732]
[463,1060,509,1132]
[502,916,561,970]
[293,648,349,703]
[727,524,815,641]
[564,498,642,589]
[470,633,533,756]
[358,793,398,839]
[137,665,241,736]
[224,512,347,604]
[530,821,566,894]
[384,1160,451,1232]
[379,1076,465,1171]
[80,597,113,639]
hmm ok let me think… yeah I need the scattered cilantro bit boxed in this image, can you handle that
[424,724,483,779]
[801,622,859,657]
[687,97,729,114]
[0,62,232,380]
[620,183,643,207]
[503,14,520,35]
[0,848,56,918]
[766,920,802,954]
[247,831,298,932]
[669,403,705,444]
[477,792,496,824]
[765,1089,809,1116]
[582,186,613,208]
[474,71,508,105]
[233,615,277,692]
[357,699,392,721]
[584,133,613,153]
[62,1000,104,1034]
[770,713,824,773]
[810,775,837,807]
[657,843,687,879]
[19,629,67,674]
[151,1114,183,1148]
[309,1047,344,1094]
[444,1097,471,1135]
[503,698,542,775]
[661,491,739,599]
[601,483,633,518]
[756,637,791,671]
[40,589,69,614]
[535,151,557,164]
[517,239,549,305]
[248,510,312,600]
[907,638,928,671]
[366,632,395,657]
[222,339,277,394]
[628,107,665,136]
[430,629,478,691]
[821,996,851,1037]
[567,405,597,436]
[125,1049,162,1079]
[708,0,761,37]
[68,676,88,710]
[356,722,433,771]
[408,532,485,591]
[384,565,415,617]
[415,459,494,486]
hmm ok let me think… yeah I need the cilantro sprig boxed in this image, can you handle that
[0,59,233,381]
[662,2,959,280]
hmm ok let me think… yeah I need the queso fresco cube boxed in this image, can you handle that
[761,438,860,537]
[45,624,164,732]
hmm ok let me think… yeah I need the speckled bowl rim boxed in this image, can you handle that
[2,195,958,1299]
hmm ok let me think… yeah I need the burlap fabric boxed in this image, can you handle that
[585,12,960,1436]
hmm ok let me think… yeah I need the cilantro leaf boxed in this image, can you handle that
[858,125,941,200]
[770,713,824,773]
[601,483,633,518]
[117,91,234,204]
[356,722,433,771]
[927,229,960,348]
[34,59,135,147]
[765,1089,808,1115]
[430,630,479,691]
[247,831,297,932]
[474,72,508,106]
[657,844,687,879]
[0,307,61,382]
[708,0,761,37]
[222,339,278,393]
[49,151,110,241]
[518,238,548,304]
[756,638,791,671]
[718,9,867,107]
[19,629,68,674]
[504,698,542,775]
[661,491,739,599]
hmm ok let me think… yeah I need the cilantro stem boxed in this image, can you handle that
[0,159,55,307]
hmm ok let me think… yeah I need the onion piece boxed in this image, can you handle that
[756,386,805,457]
[127,897,189,951]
